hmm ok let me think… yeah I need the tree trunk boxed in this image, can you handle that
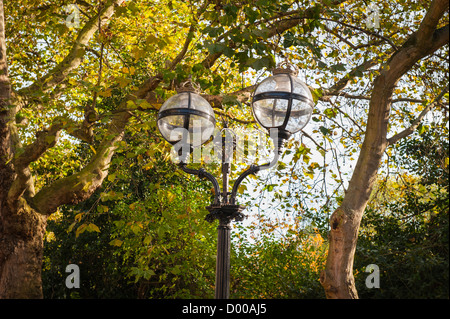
[0,198,47,298]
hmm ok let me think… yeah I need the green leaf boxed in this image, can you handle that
[330,63,346,72]
[319,126,331,136]
[250,56,274,71]
[324,108,338,118]
[108,173,116,182]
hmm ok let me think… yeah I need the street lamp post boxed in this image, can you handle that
[156,63,314,299]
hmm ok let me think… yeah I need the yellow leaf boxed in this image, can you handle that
[75,224,87,238]
[88,223,100,233]
[132,47,145,60]
[146,34,158,45]
[117,77,131,88]
[74,212,84,222]
[109,239,123,247]
[166,191,175,203]
[305,171,314,179]
[143,162,154,170]
[99,89,112,97]
[68,222,76,232]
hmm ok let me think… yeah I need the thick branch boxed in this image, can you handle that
[416,0,449,46]
[384,24,449,85]
[31,111,131,215]
[14,123,62,169]
[19,0,124,96]
[7,122,64,202]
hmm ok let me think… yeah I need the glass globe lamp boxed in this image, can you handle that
[252,64,314,149]
[157,83,216,148]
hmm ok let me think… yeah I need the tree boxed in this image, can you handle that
[318,0,448,298]
[0,0,448,298]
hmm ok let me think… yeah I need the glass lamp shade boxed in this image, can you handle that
[252,73,314,134]
[157,92,216,146]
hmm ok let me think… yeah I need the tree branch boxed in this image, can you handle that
[14,123,62,169]
[19,0,124,96]
[202,2,347,69]
[321,58,379,97]
[416,0,449,46]
[387,87,449,145]
[31,110,131,215]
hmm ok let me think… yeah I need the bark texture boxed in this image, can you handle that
[0,199,47,298]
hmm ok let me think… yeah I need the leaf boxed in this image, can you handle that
[264,184,277,192]
[75,223,88,238]
[87,223,100,233]
[143,269,156,279]
[305,171,314,179]
[330,63,346,72]
[109,239,123,247]
[131,47,145,60]
[319,126,331,136]
[303,155,310,164]
[130,224,141,235]
[324,107,338,118]
[117,77,131,88]
[99,89,112,97]
[250,56,274,71]
[138,100,152,109]
[68,222,77,232]
[97,205,109,213]
[108,173,116,182]
[74,212,84,222]
[238,184,247,194]
[418,124,428,135]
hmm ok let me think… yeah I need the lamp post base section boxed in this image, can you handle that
[215,220,231,299]
[205,204,246,299]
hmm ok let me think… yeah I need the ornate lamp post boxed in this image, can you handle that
[156,64,314,299]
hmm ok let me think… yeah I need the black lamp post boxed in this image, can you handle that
[156,64,314,299]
